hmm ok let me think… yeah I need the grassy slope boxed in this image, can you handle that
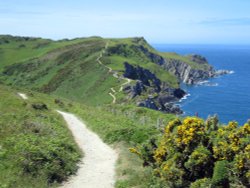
[0,35,94,70]
[0,36,209,107]
[0,36,120,106]
[0,85,81,188]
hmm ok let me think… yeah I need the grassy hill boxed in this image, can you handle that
[0,35,211,109]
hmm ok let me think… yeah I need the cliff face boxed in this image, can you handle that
[127,43,216,84]
[161,55,216,84]
[123,62,185,114]
[123,62,161,92]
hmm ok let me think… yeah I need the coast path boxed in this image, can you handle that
[18,93,118,188]
[96,42,132,104]
[17,92,28,100]
[57,111,118,188]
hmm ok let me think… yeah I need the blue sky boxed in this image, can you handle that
[0,0,250,44]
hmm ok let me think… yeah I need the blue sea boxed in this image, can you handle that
[153,44,250,125]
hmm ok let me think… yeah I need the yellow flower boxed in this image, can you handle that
[245,144,250,152]
[231,144,239,152]
[227,121,238,129]
[129,148,141,156]
[242,123,250,134]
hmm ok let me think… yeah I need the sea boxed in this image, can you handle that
[153,44,250,125]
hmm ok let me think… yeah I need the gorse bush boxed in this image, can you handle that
[131,116,250,187]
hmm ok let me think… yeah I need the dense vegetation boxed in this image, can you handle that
[131,116,250,187]
[0,85,81,188]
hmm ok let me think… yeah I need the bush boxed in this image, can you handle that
[31,103,48,110]
[131,116,250,187]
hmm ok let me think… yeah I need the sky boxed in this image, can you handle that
[0,0,250,44]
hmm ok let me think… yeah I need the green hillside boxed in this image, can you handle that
[0,85,81,188]
[0,35,92,69]
[0,35,207,108]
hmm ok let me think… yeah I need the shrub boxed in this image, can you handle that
[31,103,48,110]
[131,116,250,187]
[6,132,80,183]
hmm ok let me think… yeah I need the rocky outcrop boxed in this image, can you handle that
[122,62,185,114]
[123,80,145,99]
[161,55,216,84]
[215,70,234,76]
[123,62,161,92]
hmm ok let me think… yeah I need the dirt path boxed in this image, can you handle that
[119,78,131,92]
[96,42,132,104]
[57,111,118,188]
[17,93,28,100]
[109,92,116,104]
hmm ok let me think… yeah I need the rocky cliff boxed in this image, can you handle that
[121,41,218,84]
[122,62,185,114]
[160,55,215,84]
[161,54,232,84]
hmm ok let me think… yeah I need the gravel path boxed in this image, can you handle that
[57,111,118,188]
[96,42,132,104]
[17,93,28,100]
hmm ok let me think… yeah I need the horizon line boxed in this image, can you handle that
[1,33,250,46]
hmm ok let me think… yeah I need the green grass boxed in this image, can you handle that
[0,85,82,188]
[0,35,209,107]
[0,36,73,69]
[0,37,118,106]
[102,54,178,88]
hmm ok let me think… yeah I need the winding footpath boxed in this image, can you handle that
[18,92,118,188]
[96,42,132,104]
[58,111,118,188]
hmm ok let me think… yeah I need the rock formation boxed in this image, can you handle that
[122,62,185,114]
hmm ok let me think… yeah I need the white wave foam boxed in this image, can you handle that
[179,93,191,102]
[207,83,219,87]
[197,80,219,87]
[197,80,209,85]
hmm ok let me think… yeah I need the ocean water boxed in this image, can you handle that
[153,44,250,125]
